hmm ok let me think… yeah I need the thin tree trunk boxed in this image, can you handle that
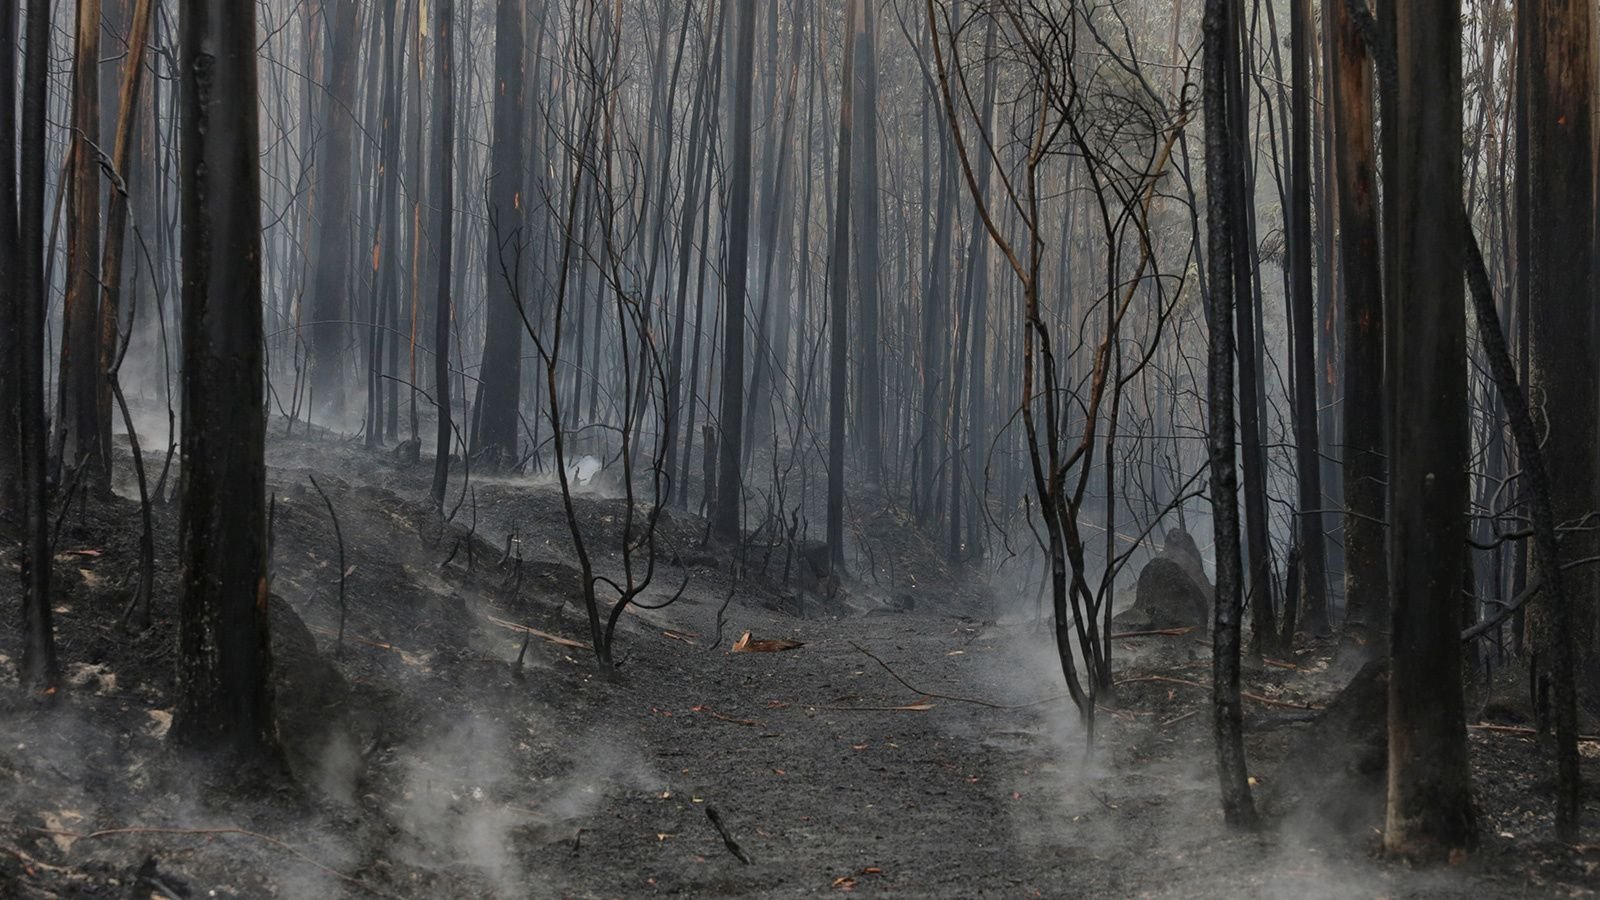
[61,0,107,491]
[712,0,758,543]
[1205,0,1257,829]
[18,0,58,693]
[827,0,858,573]
[1288,0,1328,638]
[430,0,456,508]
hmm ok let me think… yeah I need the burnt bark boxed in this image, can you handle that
[1384,0,1476,858]
[1205,0,1257,829]
[173,0,279,761]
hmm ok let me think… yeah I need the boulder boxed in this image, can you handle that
[1126,557,1211,629]
[1161,527,1213,597]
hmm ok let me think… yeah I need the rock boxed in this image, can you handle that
[797,540,834,594]
[1119,557,1210,629]
[392,438,422,465]
[1161,527,1213,597]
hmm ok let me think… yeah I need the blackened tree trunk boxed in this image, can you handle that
[1288,0,1328,638]
[1205,0,1257,829]
[61,0,107,492]
[172,0,278,760]
[1384,0,1475,858]
[0,0,20,518]
[1331,0,1389,650]
[472,0,527,465]
[1523,0,1592,841]
[18,0,57,692]
[1224,0,1275,656]
[430,0,456,508]
[308,0,360,413]
[827,0,858,573]
[712,0,757,544]
[851,0,882,478]
[366,0,402,450]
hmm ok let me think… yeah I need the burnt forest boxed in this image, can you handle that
[2,0,1600,896]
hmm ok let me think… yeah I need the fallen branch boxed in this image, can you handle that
[307,475,348,657]
[818,702,936,712]
[703,806,753,865]
[1113,675,1321,711]
[1470,723,1600,743]
[485,615,588,650]
[849,641,1065,710]
[1111,626,1198,640]
[33,827,396,898]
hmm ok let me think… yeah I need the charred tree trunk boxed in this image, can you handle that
[1225,0,1275,657]
[172,0,279,761]
[1288,0,1328,639]
[1205,0,1257,829]
[1384,0,1475,858]
[309,0,362,414]
[1332,0,1389,650]
[827,0,858,574]
[0,0,20,518]
[851,1,883,478]
[471,0,527,465]
[18,0,58,693]
[430,0,456,508]
[61,0,107,492]
[1523,0,1592,841]
[712,0,758,544]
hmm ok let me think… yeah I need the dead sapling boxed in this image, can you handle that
[307,474,348,657]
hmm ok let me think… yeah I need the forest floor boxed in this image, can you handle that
[2,429,1599,898]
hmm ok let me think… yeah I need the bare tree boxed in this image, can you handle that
[17,0,57,693]
[1204,0,1256,829]
[1383,0,1475,858]
[172,0,279,759]
[712,0,757,544]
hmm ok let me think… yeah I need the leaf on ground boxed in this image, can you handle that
[732,631,804,653]
[832,876,857,891]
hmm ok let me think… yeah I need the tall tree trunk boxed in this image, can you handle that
[172,0,279,761]
[1384,0,1475,858]
[827,0,858,573]
[851,0,883,477]
[430,0,456,508]
[1288,0,1328,638]
[1524,0,1593,841]
[18,0,58,693]
[309,0,362,414]
[366,0,402,449]
[1332,0,1389,650]
[712,0,758,543]
[1226,0,1276,656]
[61,0,107,491]
[0,0,21,518]
[1205,0,1257,829]
[96,0,155,470]
[471,0,527,465]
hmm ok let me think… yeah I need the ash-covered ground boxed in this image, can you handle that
[2,431,1597,898]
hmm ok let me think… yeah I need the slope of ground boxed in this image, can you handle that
[1,435,1597,898]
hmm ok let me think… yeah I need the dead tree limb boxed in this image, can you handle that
[307,475,347,657]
